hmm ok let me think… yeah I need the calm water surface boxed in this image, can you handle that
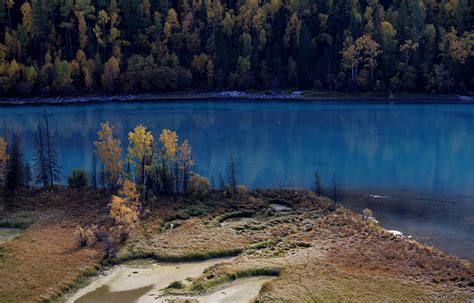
[1,100,473,259]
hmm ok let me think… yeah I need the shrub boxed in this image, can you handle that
[109,179,141,228]
[167,280,185,289]
[110,225,130,242]
[75,226,94,247]
[68,169,88,189]
[259,281,274,294]
[90,224,108,242]
[362,208,373,221]
[103,239,118,259]
[186,174,210,199]
[237,185,248,197]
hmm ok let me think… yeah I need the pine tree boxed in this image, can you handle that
[331,174,338,210]
[33,120,48,188]
[219,173,225,191]
[314,172,322,197]
[91,151,97,190]
[6,129,24,195]
[24,162,32,188]
[44,112,60,186]
[228,153,237,197]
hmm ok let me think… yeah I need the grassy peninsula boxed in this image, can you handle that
[0,188,473,302]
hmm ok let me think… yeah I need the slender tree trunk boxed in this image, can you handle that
[44,112,54,187]
[36,122,48,188]
[230,154,237,197]
[92,152,97,190]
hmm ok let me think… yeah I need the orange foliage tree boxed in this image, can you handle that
[109,179,141,228]
[94,122,123,191]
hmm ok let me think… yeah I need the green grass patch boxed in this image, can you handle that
[191,267,282,293]
[167,280,185,289]
[248,239,281,250]
[0,213,33,229]
[105,247,244,266]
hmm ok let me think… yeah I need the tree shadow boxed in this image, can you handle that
[74,284,154,303]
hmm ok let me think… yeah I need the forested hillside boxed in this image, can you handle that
[0,0,472,97]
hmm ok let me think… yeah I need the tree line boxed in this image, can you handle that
[0,116,245,206]
[0,112,59,195]
[0,0,472,97]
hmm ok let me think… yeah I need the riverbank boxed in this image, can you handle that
[0,90,473,106]
[0,188,472,302]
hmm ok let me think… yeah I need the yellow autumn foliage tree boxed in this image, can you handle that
[109,179,141,228]
[178,139,194,193]
[157,129,196,194]
[127,125,154,184]
[94,122,123,190]
[159,129,178,159]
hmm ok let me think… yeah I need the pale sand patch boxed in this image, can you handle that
[67,258,233,303]
[269,204,292,211]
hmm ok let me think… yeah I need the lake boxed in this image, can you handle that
[0,100,473,260]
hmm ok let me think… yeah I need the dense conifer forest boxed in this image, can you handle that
[0,0,472,96]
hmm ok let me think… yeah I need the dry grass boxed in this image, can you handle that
[0,188,109,302]
[0,188,473,302]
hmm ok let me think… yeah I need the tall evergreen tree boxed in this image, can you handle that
[43,112,60,186]
[24,162,31,189]
[91,151,97,190]
[314,172,322,197]
[228,153,237,197]
[6,129,24,195]
[33,120,48,188]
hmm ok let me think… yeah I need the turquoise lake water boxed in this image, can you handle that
[1,100,473,259]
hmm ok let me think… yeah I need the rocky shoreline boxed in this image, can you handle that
[0,90,472,105]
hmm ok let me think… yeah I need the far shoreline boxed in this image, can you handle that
[0,90,473,106]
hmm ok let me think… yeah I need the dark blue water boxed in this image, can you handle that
[1,100,473,259]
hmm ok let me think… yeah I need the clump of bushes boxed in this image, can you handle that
[167,280,185,289]
[224,184,248,199]
[362,208,373,221]
[259,281,274,294]
[112,225,131,242]
[90,224,108,242]
[103,239,119,259]
[75,226,94,247]
[187,174,210,199]
[68,169,88,189]
[109,179,141,228]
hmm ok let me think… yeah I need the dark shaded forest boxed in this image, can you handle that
[0,0,473,97]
